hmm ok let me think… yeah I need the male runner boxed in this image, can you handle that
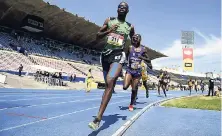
[200,80,204,93]
[188,79,193,95]
[157,69,163,95]
[122,34,151,111]
[86,69,94,92]
[194,79,198,93]
[166,71,171,91]
[134,60,151,104]
[141,60,151,98]
[88,2,135,130]
[160,71,168,97]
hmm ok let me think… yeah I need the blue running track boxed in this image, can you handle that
[0,88,213,136]
[124,107,221,136]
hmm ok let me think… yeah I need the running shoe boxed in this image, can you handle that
[88,118,100,130]
[129,105,134,111]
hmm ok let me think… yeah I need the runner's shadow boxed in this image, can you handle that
[135,101,147,104]
[118,106,143,111]
[88,114,127,136]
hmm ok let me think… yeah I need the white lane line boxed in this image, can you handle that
[0,94,148,111]
[0,91,104,97]
[0,94,144,111]
[0,93,89,98]
[0,95,102,102]
[0,99,130,132]
[0,95,130,111]
[0,90,131,98]
[0,91,173,98]
[0,90,100,96]
[0,92,147,102]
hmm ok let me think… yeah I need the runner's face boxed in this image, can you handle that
[118,3,128,15]
[132,34,141,46]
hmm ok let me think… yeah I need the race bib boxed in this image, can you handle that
[164,79,168,83]
[131,63,140,70]
[107,33,124,46]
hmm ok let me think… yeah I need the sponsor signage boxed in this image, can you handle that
[183,48,194,71]
[21,14,44,32]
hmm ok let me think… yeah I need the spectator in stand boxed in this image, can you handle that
[73,74,76,81]
[18,64,23,76]
[59,71,62,79]
[70,75,73,82]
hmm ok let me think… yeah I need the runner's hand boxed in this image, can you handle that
[108,24,119,33]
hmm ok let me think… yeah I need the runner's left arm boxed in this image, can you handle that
[139,48,150,61]
[139,48,152,69]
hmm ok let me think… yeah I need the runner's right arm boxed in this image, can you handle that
[96,18,119,40]
[129,25,135,40]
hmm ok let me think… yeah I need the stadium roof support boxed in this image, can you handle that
[0,0,167,60]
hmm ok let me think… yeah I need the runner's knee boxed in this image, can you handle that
[123,86,128,90]
[106,77,116,89]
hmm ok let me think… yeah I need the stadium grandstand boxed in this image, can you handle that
[0,0,221,91]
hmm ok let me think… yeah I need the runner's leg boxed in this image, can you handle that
[162,84,167,97]
[123,73,133,90]
[96,62,122,120]
[143,80,149,98]
[129,77,140,110]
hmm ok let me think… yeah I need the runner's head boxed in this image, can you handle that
[132,34,141,46]
[117,2,129,16]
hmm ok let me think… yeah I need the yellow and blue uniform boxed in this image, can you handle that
[86,72,93,92]
[141,61,148,81]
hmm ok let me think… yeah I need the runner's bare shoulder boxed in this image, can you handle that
[103,17,115,25]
